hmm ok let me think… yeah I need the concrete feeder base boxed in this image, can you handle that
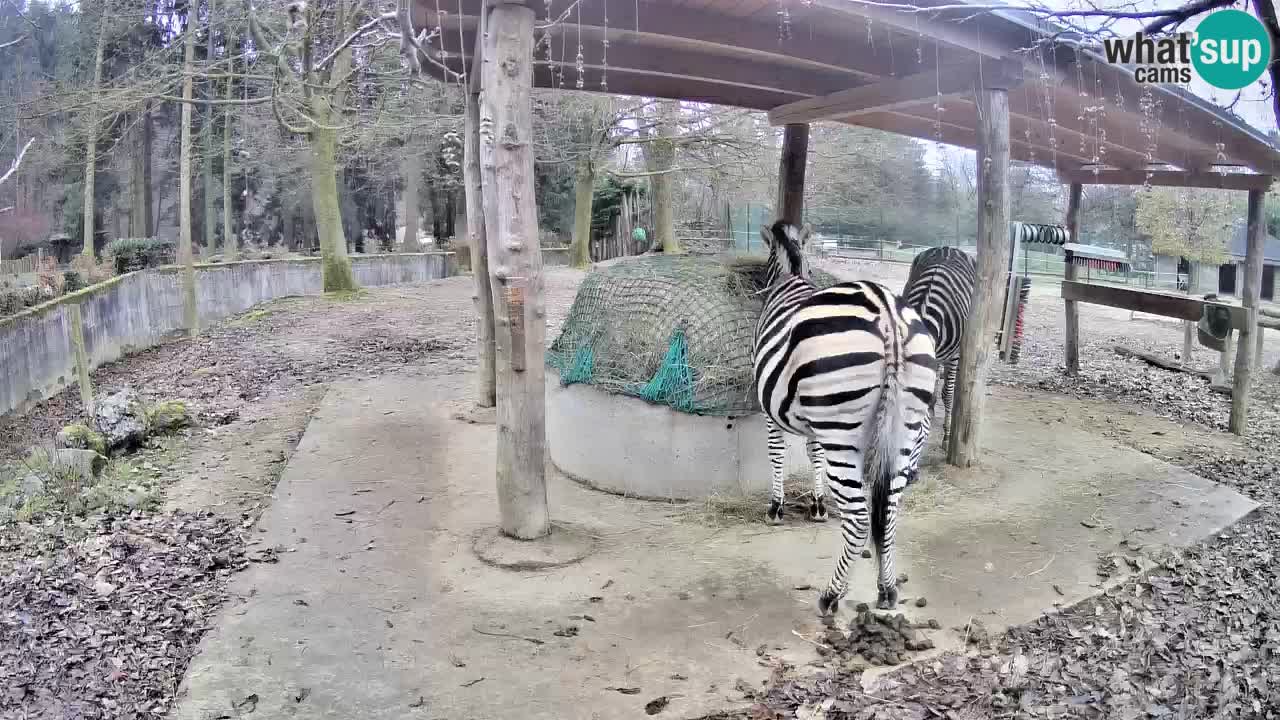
[545,377,810,500]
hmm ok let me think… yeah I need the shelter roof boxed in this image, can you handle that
[416,0,1280,178]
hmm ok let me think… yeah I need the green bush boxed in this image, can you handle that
[62,270,86,293]
[107,237,176,273]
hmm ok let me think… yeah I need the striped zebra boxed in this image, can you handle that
[902,247,977,444]
[753,221,937,615]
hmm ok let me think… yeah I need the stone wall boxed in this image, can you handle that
[0,253,454,417]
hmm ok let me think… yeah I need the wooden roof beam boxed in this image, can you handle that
[419,0,911,82]
[1057,168,1274,191]
[768,59,1022,126]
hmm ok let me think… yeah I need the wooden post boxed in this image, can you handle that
[775,123,808,225]
[1215,330,1234,385]
[1062,182,1083,376]
[1229,189,1266,434]
[479,3,549,539]
[464,21,497,409]
[68,303,93,412]
[1255,327,1265,369]
[946,86,1011,468]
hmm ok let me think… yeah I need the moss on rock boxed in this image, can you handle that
[56,424,107,456]
[147,400,191,434]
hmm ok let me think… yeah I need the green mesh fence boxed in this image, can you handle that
[547,254,840,415]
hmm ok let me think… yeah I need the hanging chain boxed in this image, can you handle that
[575,1,584,89]
[601,0,609,91]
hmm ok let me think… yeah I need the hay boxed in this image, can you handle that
[546,254,839,415]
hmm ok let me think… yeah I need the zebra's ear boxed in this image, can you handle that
[797,224,814,247]
[761,222,782,250]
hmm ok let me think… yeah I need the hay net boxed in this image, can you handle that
[547,254,839,416]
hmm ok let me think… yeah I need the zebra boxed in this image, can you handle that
[753,221,937,615]
[902,246,977,445]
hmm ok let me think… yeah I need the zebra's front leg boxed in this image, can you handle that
[765,417,787,525]
[816,444,868,617]
[806,438,828,522]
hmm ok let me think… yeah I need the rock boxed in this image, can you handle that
[147,399,191,434]
[93,390,147,451]
[915,597,928,608]
[41,448,108,482]
[19,473,45,497]
[56,424,107,456]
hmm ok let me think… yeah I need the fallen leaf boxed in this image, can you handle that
[607,687,642,695]
[644,696,671,715]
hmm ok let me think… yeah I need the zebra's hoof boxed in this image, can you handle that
[807,499,828,522]
[876,585,898,610]
[817,591,840,617]
[766,500,784,525]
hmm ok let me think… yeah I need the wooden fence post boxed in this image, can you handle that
[946,84,1011,467]
[479,2,549,539]
[464,14,497,409]
[1229,189,1266,434]
[68,303,93,413]
[1063,182,1082,375]
[775,123,808,226]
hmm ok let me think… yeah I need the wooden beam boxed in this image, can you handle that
[1063,183,1082,376]
[768,60,1021,126]
[479,2,549,539]
[464,28,495,407]
[419,0,908,81]
[853,110,1088,170]
[1229,189,1266,435]
[1060,280,1248,326]
[1057,168,1274,191]
[946,86,1011,468]
[776,124,809,224]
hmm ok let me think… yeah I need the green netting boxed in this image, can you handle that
[547,253,840,415]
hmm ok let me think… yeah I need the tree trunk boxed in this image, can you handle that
[479,3,548,539]
[143,106,155,237]
[306,45,357,291]
[946,86,1010,467]
[401,149,422,251]
[648,100,680,253]
[202,0,217,253]
[82,4,109,258]
[222,29,236,259]
[309,125,357,291]
[569,154,593,268]
[130,115,147,237]
[464,64,496,408]
[179,21,199,335]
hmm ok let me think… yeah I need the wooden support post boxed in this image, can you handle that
[1255,327,1265,369]
[1062,182,1082,376]
[946,86,1010,467]
[775,123,808,225]
[479,3,549,539]
[464,15,496,409]
[1229,189,1266,434]
[68,303,93,413]
[1215,330,1234,386]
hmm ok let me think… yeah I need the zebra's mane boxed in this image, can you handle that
[762,220,808,280]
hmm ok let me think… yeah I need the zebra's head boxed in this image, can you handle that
[760,221,811,283]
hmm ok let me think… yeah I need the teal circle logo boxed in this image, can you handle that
[1192,9,1272,90]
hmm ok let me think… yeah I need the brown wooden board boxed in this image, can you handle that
[1060,280,1247,328]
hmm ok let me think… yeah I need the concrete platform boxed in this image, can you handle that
[171,373,1257,720]
[547,377,811,499]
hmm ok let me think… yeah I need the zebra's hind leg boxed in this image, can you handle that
[765,417,786,525]
[816,443,868,617]
[806,439,828,522]
[941,360,957,445]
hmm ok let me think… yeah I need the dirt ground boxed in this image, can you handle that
[3,259,1279,719]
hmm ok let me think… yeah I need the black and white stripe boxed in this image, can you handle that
[753,221,937,616]
[902,246,976,444]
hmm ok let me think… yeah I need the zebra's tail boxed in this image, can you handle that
[867,306,906,552]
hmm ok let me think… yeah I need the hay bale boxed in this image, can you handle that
[546,254,839,415]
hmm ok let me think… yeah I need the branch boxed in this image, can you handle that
[314,10,397,71]
[0,34,26,51]
[0,138,33,188]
